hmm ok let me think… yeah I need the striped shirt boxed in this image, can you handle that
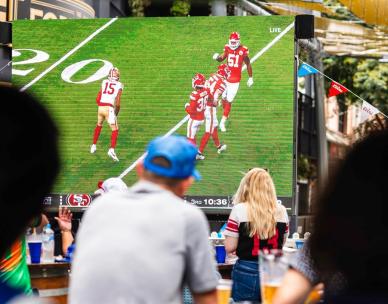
[224,203,289,260]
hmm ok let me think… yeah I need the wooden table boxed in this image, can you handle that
[218,263,233,279]
[28,262,70,304]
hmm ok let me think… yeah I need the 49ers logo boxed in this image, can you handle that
[66,194,91,207]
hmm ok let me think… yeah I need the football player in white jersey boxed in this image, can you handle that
[90,67,123,162]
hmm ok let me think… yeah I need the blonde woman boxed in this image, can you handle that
[224,168,289,303]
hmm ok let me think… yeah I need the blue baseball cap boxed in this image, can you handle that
[143,135,201,180]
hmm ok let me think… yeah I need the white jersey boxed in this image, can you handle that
[99,79,123,107]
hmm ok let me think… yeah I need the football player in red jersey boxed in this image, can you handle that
[185,73,207,156]
[197,65,229,160]
[91,67,123,162]
[213,32,253,132]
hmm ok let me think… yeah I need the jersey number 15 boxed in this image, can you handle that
[103,82,116,95]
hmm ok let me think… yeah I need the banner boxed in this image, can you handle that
[9,0,95,20]
[360,100,380,123]
[298,63,318,77]
[297,59,387,121]
[328,81,348,97]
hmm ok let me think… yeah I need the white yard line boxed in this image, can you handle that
[118,115,190,179]
[243,22,294,71]
[20,18,118,92]
[119,22,295,179]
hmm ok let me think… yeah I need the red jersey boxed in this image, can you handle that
[207,73,227,106]
[222,44,249,83]
[185,88,208,120]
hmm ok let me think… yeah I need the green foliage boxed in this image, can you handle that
[297,155,317,180]
[353,60,388,113]
[170,0,191,16]
[323,0,360,21]
[130,0,151,17]
[323,57,388,113]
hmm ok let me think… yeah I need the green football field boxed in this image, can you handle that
[13,16,295,197]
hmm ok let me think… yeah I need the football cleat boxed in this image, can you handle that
[108,148,119,162]
[192,73,206,89]
[196,153,205,160]
[217,144,227,154]
[90,144,97,154]
[229,32,240,50]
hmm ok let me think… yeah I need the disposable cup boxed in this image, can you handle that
[217,279,232,304]
[215,245,226,264]
[28,242,42,264]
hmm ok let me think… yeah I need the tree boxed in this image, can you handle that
[130,0,151,17]
[353,60,388,113]
[323,57,388,113]
[170,0,191,16]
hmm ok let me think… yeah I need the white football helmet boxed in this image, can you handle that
[108,67,120,81]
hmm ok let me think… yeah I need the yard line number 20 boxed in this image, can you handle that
[12,49,113,84]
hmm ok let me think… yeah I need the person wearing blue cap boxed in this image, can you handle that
[70,135,218,304]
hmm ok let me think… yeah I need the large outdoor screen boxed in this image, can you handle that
[12,16,295,206]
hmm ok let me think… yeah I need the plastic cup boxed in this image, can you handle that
[217,279,232,304]
[215,245,226,264]
[28,242,42,264]
[259,250,288,304]
[295,239,305,249]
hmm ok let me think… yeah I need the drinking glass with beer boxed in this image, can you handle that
[259,250,288,304]
[217,279,232,304]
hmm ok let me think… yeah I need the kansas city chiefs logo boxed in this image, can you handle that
[66,194,91,207]
[239,51,243,55]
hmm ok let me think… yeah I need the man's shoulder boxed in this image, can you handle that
[241,45,249,55]
[179,202,206,222]
[86,192,128,213]
[238,45,249,55]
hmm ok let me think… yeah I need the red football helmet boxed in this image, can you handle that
[192,73,206,89]
[217,64,231,79]
[228,32,240,50]
[108,67,120,81]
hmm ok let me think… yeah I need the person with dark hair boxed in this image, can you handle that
[274,130,388,304]
[70,135,218,304]
[0,86,59,303]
